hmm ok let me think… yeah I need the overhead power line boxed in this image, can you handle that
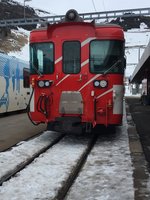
[92,0,97,12]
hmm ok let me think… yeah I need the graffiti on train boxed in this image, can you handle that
[0,53,29,112]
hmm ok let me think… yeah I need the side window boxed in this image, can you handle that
[63,41,81,74]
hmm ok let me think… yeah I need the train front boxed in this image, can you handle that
[25,9,126,133]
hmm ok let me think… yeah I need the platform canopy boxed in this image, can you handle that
[130,41,150,83]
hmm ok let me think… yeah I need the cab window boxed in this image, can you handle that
[90,40,125,74]
[30,42,54,74]
[63,41,81,74]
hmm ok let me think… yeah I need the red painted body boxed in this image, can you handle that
[28,16,125,133]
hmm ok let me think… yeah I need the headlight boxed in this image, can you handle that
[94,80,100,87]
[99,80,108,88]
[65,9,78,21]
[38,80,45,88]
[37,80,52,88]
[93,80,108,88]
[45,81,50,87]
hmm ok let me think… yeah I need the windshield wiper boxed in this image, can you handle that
[103,59,121,75]
[31,62,43,77]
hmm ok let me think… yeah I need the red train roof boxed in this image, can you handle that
[30,21,124,43]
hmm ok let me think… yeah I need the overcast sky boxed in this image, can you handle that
[17,0,150,15]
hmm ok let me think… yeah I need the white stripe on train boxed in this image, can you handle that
[78,74,102,92]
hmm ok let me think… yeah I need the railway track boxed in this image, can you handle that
[0,130,97,200]
[0,131,64,185]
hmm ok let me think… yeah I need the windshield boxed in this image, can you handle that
[30,42,54,74]
[90,40,125,74]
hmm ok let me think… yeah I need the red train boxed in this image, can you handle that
[24,9,126,133]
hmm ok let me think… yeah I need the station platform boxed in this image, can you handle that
[125,95,150,167]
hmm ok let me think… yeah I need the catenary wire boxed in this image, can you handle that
[91,0,97,12]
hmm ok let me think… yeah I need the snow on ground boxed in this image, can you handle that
[0,134,90,200]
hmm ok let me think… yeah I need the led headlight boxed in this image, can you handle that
[99,80,108,88]
[38,80,45,88]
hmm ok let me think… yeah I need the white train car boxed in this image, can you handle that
[0,52,30,114]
